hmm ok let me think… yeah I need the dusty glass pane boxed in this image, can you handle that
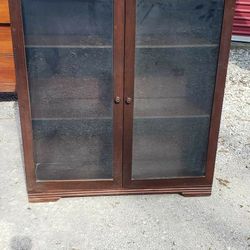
[132,0,224,179]
[136,0,224,46]
[22,0,114,180]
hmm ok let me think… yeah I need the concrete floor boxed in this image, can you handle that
[0,49,250,250]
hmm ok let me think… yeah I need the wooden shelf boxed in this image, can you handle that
[25,35,111,47]
[136,33,220,47]
[24,34,219,49]
[136,44,218,48]
[30,97,209,120]
[32,117,112,121]
[25,44,218,49]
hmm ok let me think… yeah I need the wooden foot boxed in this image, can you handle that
[181,191,211,197]
[28,196,60,203]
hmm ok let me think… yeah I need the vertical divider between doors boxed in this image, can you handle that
[113,0,126,187]
[122,0,136,187]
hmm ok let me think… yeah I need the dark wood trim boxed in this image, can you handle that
[122,0,136,187]
[28,185,212,202]
[113,0,125,187]
[9,0,36,191]
[205,0,236,184]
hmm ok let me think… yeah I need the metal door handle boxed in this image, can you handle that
[114,96,121,104]
[126,97,132,104]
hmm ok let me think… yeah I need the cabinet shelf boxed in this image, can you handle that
[25,34,219,49]
[30,97,209,120]
[25,35,111,47]
[32,117,112,121]
[26,45,112,49]
[136,44,218,48]
[31,114,209,122]
[25,44,218,49]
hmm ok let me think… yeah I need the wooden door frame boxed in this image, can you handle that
[9,0,125,201]
[122,0,236,195]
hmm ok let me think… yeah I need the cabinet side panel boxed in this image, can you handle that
[205,0,236,183]
[9,0,36,190]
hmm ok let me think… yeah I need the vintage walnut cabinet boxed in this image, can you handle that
[9,0,235,202]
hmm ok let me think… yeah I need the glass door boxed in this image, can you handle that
[123,0,224,186]
[20,0,123,186]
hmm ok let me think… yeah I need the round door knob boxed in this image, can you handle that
[114,96,121,104]
[126,97,132,104]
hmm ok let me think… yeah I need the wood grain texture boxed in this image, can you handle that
[0,26,13,54]
[0,55,16,92]
[0,0,10,23]
[0,26,16,92]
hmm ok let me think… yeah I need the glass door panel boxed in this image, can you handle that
[132,0,224,179]
[21,0,115,180]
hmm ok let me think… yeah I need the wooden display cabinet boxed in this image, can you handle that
[9,0,236,202]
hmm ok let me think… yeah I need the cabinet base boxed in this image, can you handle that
[28,186,212,203]
[181,191,211,197]
[29,196,60,203]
